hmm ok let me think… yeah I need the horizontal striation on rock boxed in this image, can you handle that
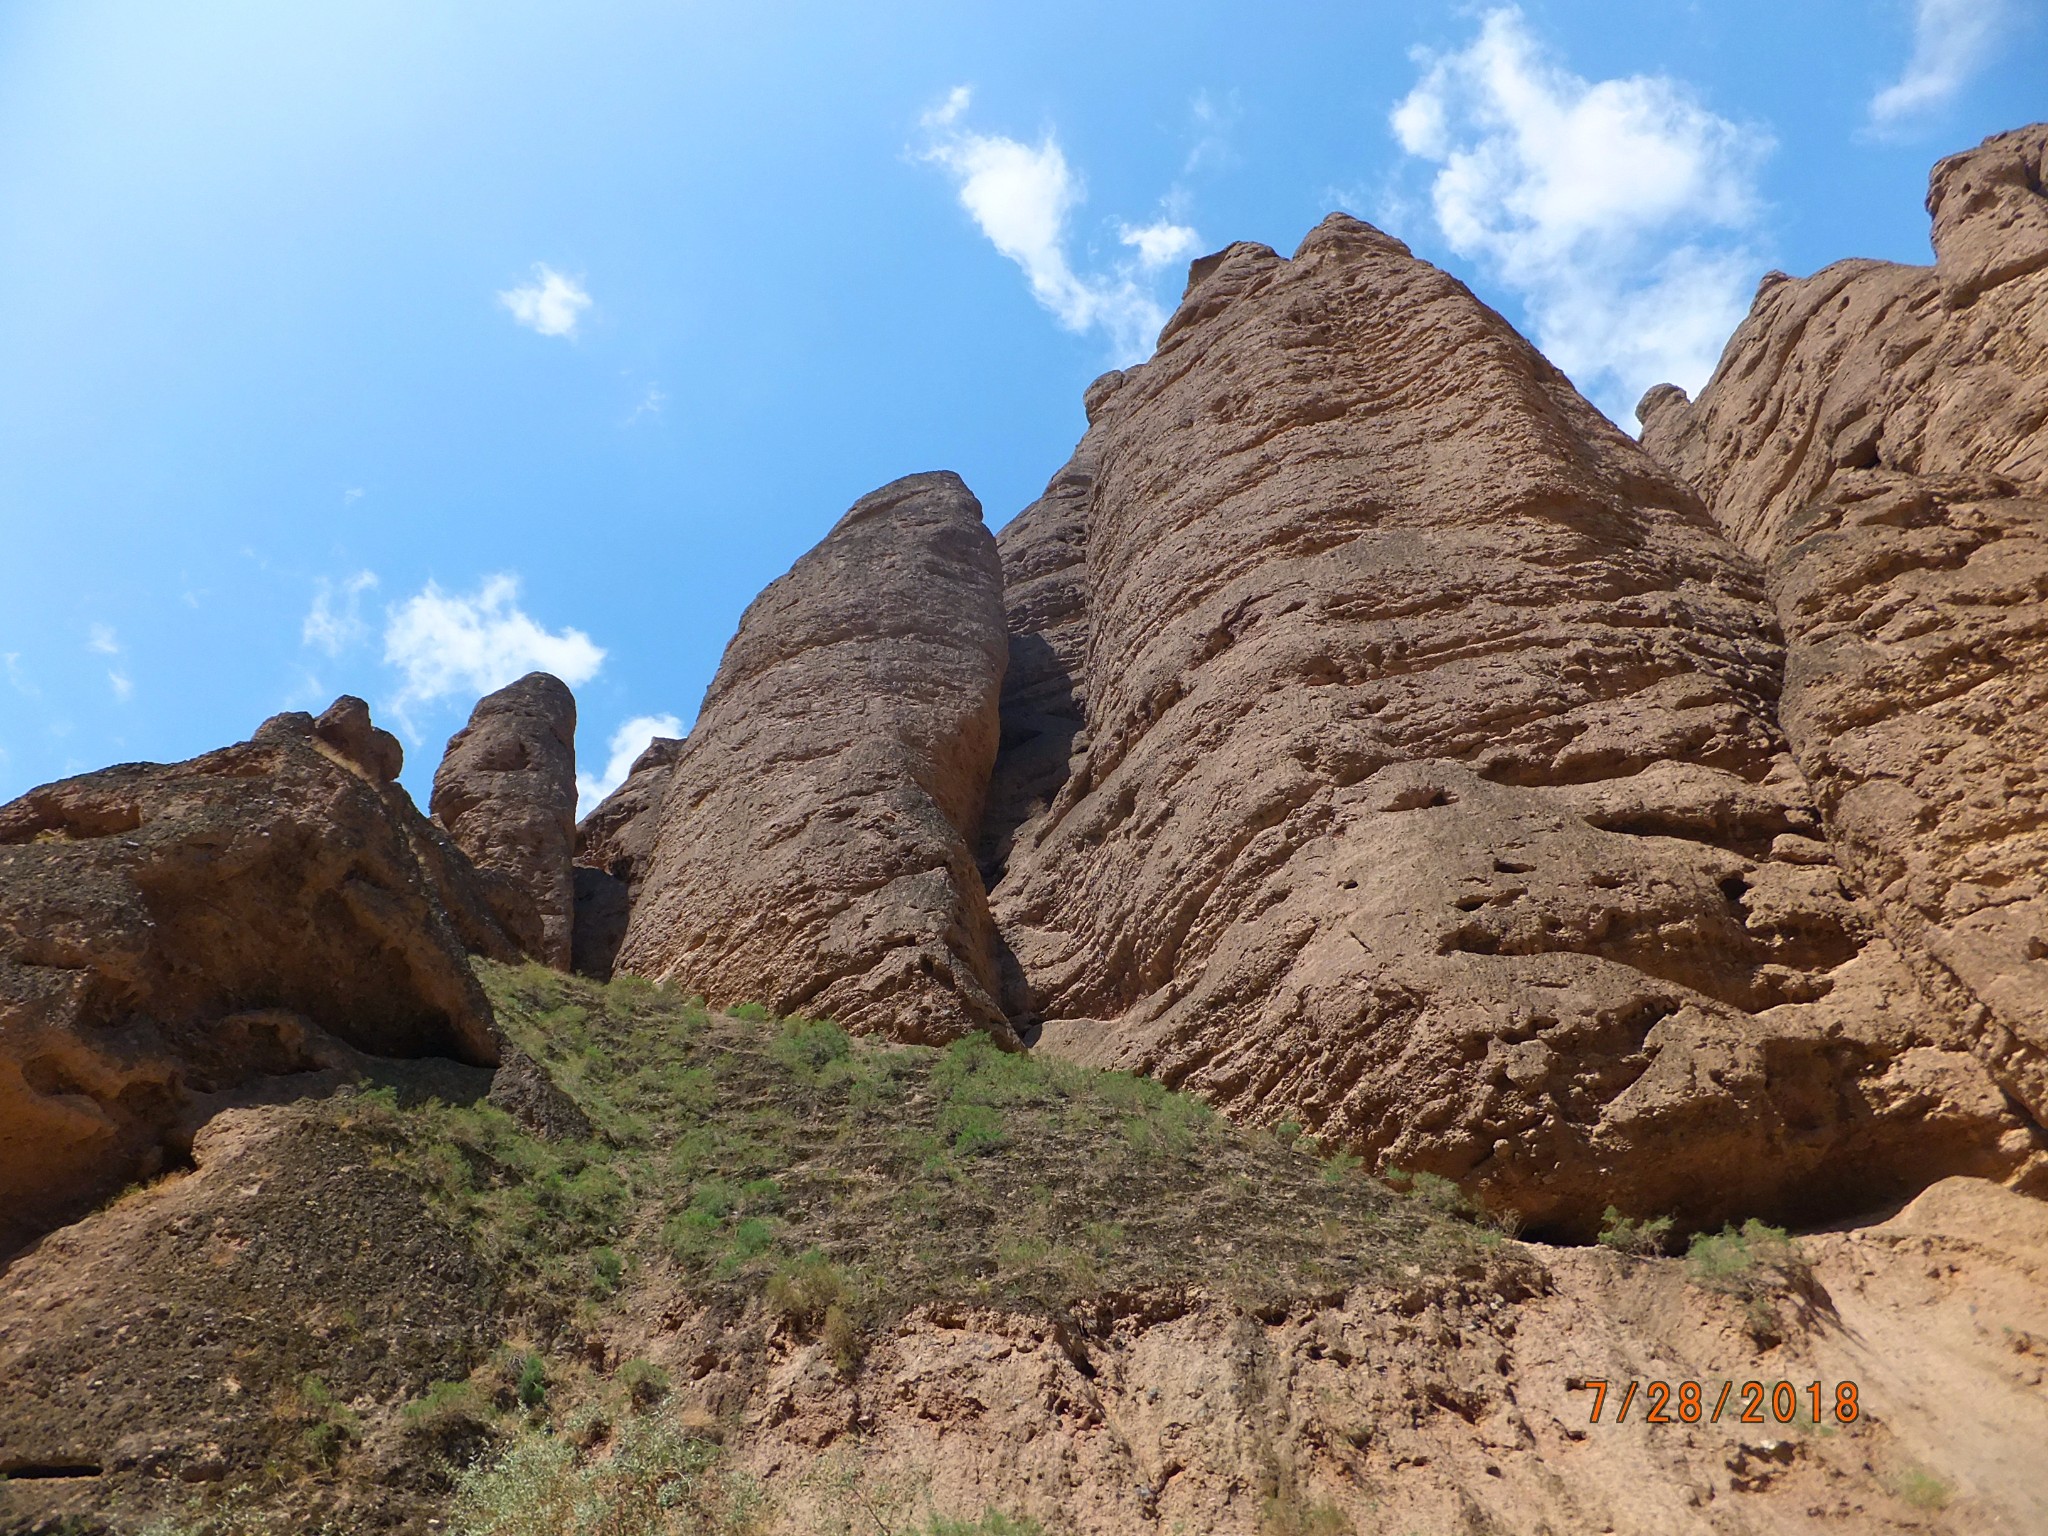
[1642,123,2048,1140]
[615,471,1013,1044]
[989,213,2029,1235]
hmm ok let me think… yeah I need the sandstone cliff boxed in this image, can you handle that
[615,471,1012,1043]
[986,214,2026,1237]
[1641,122,2048,1148]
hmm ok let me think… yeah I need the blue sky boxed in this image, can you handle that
[1,0,2042,812]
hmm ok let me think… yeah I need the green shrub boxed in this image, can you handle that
[514,1352,548,1411]
[1685,1219,1804,1296]
[764,1249,851,1331]
[295,1374,360,1467]
[590,1246,625,1297]
[1596,1206,1674,1259]
[447,1414,760,1536]
[617,1358,671,1409]
[730,1001,775,1022]
[1383,1168,1478,1220]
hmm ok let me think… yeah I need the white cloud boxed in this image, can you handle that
[920,87,1197,364]
[87,623,120,655]
[1119,219,1201,272]
[576,712,685,819]
[1390,7,1771,422]
[303,570,379,656]
[5,653,37,698]
[108,670,133,702]
[499,265,592,338]
[1869,0,2009,128]
[626,383,667,424]
[383,574,605,723]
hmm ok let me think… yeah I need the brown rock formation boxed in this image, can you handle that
[615,471,1011,1043]
[1641,123,2048,1138]
[989,215,2027,1235]
[572,734,684,979]
[576,734,684,894]
[978,405,1102,893]
[0,708,507,1252]
[431,672,579,969]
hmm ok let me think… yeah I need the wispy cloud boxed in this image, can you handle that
[383,574,605,727]
[625,383,667,425]
[4,653,37,699]
[1119,220,1201,272]
[919,86,1199,365]
[87,623,120,655]
[108,671,133,702]
[1182,90,1241,177]
[303,570,380,656]
[1869,0,2009,129]
[1390,6,1771,423]
[576,712,684,819]
[499,264,593,338]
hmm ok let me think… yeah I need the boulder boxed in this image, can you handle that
[615,471,1012,1043]
[0,708,507,1253]
[1640,123,2048,1138]
[988,216,2028,1235]
[431,672,579,969]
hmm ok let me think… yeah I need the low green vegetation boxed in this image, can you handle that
[1684,1219,1806,1297]
[1891,1464,1952,1512]
[335,962,1507,1350]
[1595,1205,1674,1259]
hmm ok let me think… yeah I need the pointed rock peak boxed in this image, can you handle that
[617,471,1010,1044]
[432,673,579,970]
[831,469,983,537]
[469,672,577,742]
[1290,212,1414,263]
[1183,240,1279,295]
[1928,121,2048,306]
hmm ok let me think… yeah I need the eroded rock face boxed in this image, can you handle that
[0,712,506,1252]
[616,472,1012,1043]
[991,216,2027,1236]
[432,673,579,970]
[572,734,685,981]
[978,426,1098,894]
[1640,123,2048,1133]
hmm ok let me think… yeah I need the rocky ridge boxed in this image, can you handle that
[614,470,1014,1045]
[983,213,2031,1236]
[1641,121,2048,1156]
[2,121,2047,1536]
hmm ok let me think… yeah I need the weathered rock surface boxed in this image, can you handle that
[0,709,507,1253]
[576,734,684,895]
[572,734,684,979]
[991,215,2029,1235]
[616,472,1012,1042]
[1641,123,2048,1134]
[978,408,1102,893]
[432,672,579,969]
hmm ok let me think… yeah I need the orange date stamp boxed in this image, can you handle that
[1571,1378,1860,1425]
